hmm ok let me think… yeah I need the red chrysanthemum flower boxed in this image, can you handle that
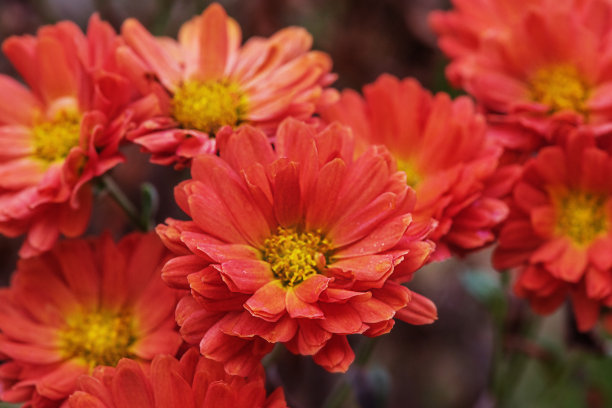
[430,0,612,148]
[429,0,545,78]
[494,131,612,331]
[120,2,338,168]
[0,232,182,407]
[0,15,157,257]
[157,118,437,376]
[319,74,518,259]
[68,347,287,408]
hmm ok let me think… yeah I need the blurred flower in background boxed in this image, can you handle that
[68,347,288,408]
[0,232,181,407]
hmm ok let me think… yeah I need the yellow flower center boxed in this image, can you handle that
[555,191,608,246]
[529,65,589,113]
[396,158,422,187]
[171,80,247,134]
[261,226,333,287]
[32,109,81,163]
[59,310,137,369]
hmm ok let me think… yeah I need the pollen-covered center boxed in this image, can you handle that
[171,80,247,134]
[529,65,589,113]
[32,109,81,163]
[555,191,608,246]
[396,158,422,187]
[59,310,137,369]
[261,226,333,287]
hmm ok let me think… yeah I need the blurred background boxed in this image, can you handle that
[1,1,611,407]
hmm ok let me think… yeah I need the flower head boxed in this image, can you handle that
[0,15,156,257]
[157,118,437,375]
[494,131,612,331]
[0,232,182,407]
[429,0,547,80]
[68,348,287,408]
[320,74,518,259]
[121,2,338,167]
[430,0,612,147]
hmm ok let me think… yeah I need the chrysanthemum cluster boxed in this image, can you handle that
[3,0,609,406]
[433,0,612,331]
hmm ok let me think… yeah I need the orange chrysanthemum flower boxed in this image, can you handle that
[429,0,547,82]
[0,233,182,407]
[121,2,337,168]
[430,0,612,148]
[0,15,157,257]
[69,347,287,408]
[429,0,544,63]
[157,118,437,376]
[320,74,518,259]
[494,132,612,331]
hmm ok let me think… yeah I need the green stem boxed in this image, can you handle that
[489,275,541,408]
[100,175,148,231]
[322,337,380,408]
[500,318,541,404]
[532,351,579,404]
[489,273,510,406]
[322,380,353,408]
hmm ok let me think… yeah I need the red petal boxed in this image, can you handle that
[334,215,411,258]
[121,19,181,90]
[549,243,588,283]
[285,289,323,319]
[305,158,346,230]
[244,281,287,322]
[349,296,395,323]
[202,382,236,407]
[132,329,182,360]
[195,4,229,81]
[570,290,599,332]
[111,360,155,408]
[318,303,366,334]
[331,255,394,287]
[55,239,99,306]
[585,266,612,300]
[312,335,354,373]
[37,36,77,103]
[395,291,438,325]
[273,160,301,227]
[36,360,86,400]
[69,392,107,408]
[0,76,39,125]
[293,274,329,303]
[220,259,273,293]
[151,355,196,408]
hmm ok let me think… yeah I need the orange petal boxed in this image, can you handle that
[570,289,600,332]
[111,359,155,408]
[220,259,272,293]
[194,3,229,81]
[37,36,78,104]
[151,355,196,408]
[0,77,39,126]
[395,291,438,325]
[244,281,286,322]
[285,289,323,319]
[121,19,182,91]
[312,335,354,373]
